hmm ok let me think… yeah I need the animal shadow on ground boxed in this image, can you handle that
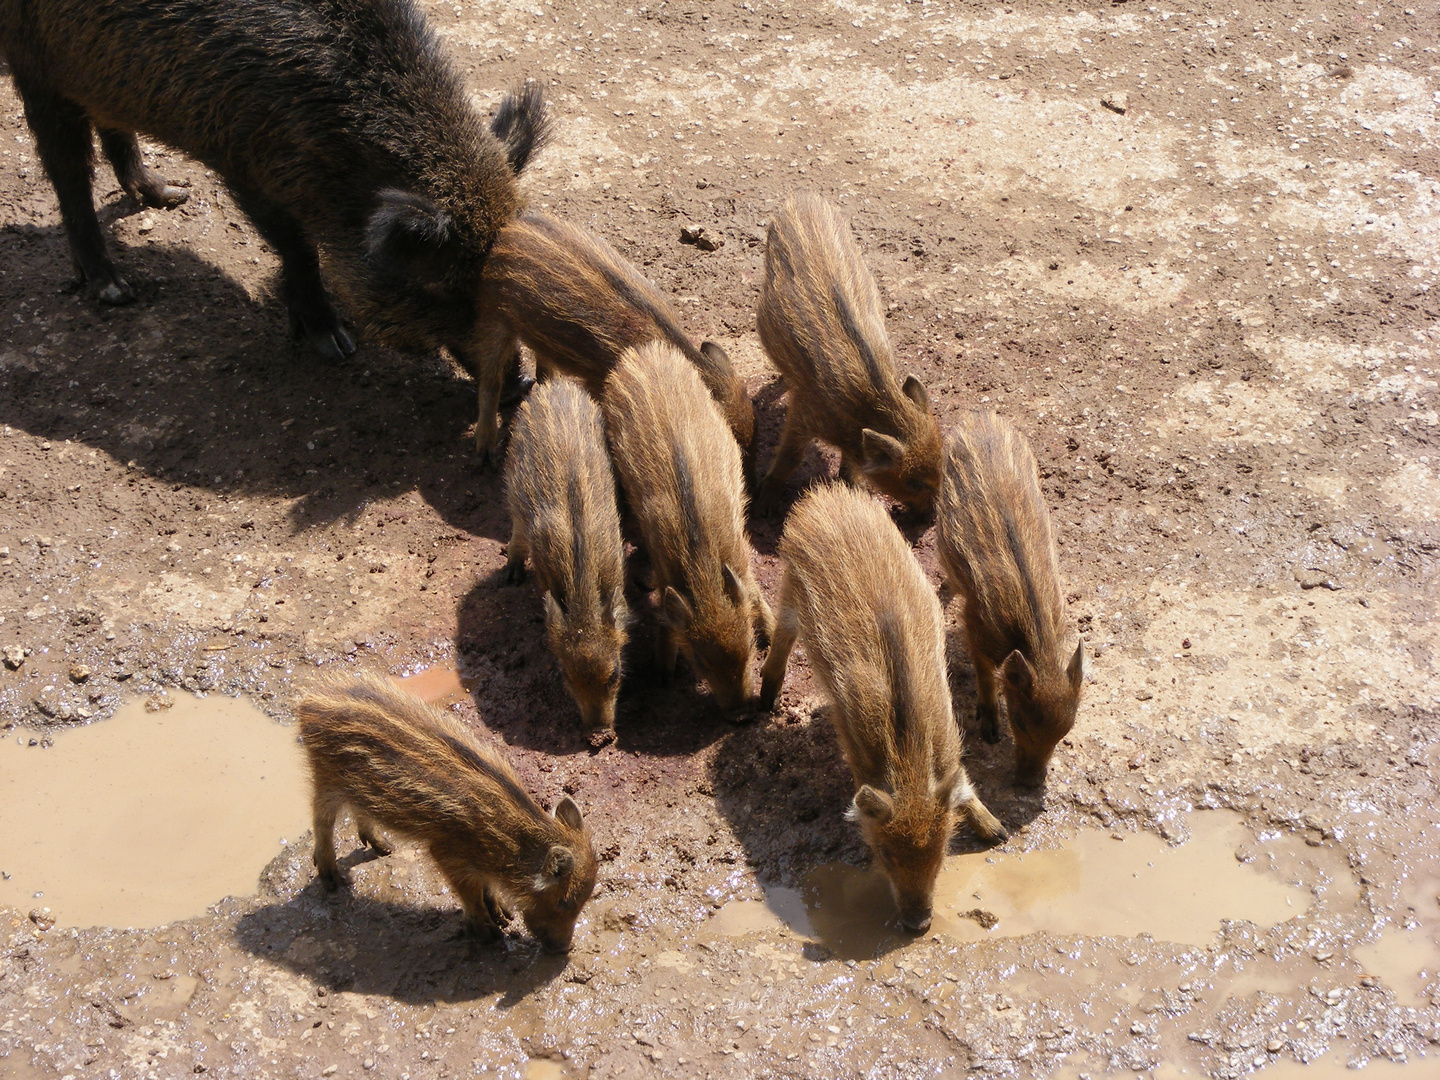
[0,224,511,541]
[454,568,747,759]
[743,375,838,556]
[237,843,566,1006]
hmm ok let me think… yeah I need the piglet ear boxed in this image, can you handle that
[721,564,746,606]
[543,590,567,627]
[365,189,461,283]
[1067,639,1086,690]
[603,586,628,629]
[861,428,905,472]
[1000,649,1036,697]
[658,586,695,631]
[850,785,894,824]
[901,375,930,411]
[543,845,575,882]
[553,796,584,832]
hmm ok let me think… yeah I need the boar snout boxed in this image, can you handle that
[528,922,577,954]
[1014,752,1052,790]
[897,901,934,934]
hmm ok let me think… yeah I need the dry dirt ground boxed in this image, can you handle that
[2,0,1439,1078]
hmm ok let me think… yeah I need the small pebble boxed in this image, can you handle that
[69,664,91,683]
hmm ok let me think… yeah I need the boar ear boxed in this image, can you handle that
[366,189,461,283]
[658,586,695,631]
[901,375,931,411]
[603,586,628,629]
[542,844,575,882]
[1000,650,1036,697]
[850,785,894,825]
[721,564,746,606]
[543,590,567,626]
[1067,639,1086,690]
[861,428,905,472]
[553,795,585,832]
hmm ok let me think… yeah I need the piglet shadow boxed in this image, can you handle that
[237,842,568,1006]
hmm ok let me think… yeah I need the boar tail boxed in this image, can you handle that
[491,82,551,175]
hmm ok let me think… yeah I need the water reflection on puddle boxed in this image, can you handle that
[717,811,1319,959]
[0,694,308,928]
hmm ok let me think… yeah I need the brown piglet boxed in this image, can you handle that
[759,484,1007,933]
[601,341,772,711]
[936,411,1084,788]
[476,212,755,475]
[504,379,630,742]
[297,674,597,953]
[756,191,941,514]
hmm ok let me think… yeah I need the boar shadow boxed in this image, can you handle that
[0,223,514,542]
[235,886,567,1007]
[454,571,740,758]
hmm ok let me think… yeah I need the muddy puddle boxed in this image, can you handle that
[396,664,473,706]
[718,811,1323,959]
[0,693,307,928]
[1355,870,1440,1010]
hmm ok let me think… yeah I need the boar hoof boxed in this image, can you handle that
[501,560,526,586]
[91,275,135,306]
[291,307,357,362]
[459,917,502,943]
[317,868,350,892]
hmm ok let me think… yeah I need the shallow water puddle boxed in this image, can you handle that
[1355,872,1440,1009]
[720,811,1314,958]
[0,694,307,928]
[396,665,473,706]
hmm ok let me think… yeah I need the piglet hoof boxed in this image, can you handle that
[482,889,513,927]
[459,918,503,943]
[499,373,536,407]
[316,869,350,893]
[501,560,526,586]
[142,183,190,209]
[976,707,1001,745]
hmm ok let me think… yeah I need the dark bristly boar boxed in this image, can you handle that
[756,191,941,514]
[601,341,772,711]
[759,484,1007,933]
[296,674,597,953]
[504,379,630,741]
[476,212,755,474]
[936,411,1084,788]
[0,0,546,459]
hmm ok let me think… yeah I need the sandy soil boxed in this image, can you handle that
[2,0,1438,1077]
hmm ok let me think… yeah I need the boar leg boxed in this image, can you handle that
[757,414,810,513]
[355,815,392,856]
[13,77,132,305]
[311,792,346,889]
[758,584,799,711]
[96,128,188,209]
[229,184,355,362]
[973,658,1002,744]
[456,324,514,465]
[434,857,503,941]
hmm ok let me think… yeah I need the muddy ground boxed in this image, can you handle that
[2,0,1439,1077]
